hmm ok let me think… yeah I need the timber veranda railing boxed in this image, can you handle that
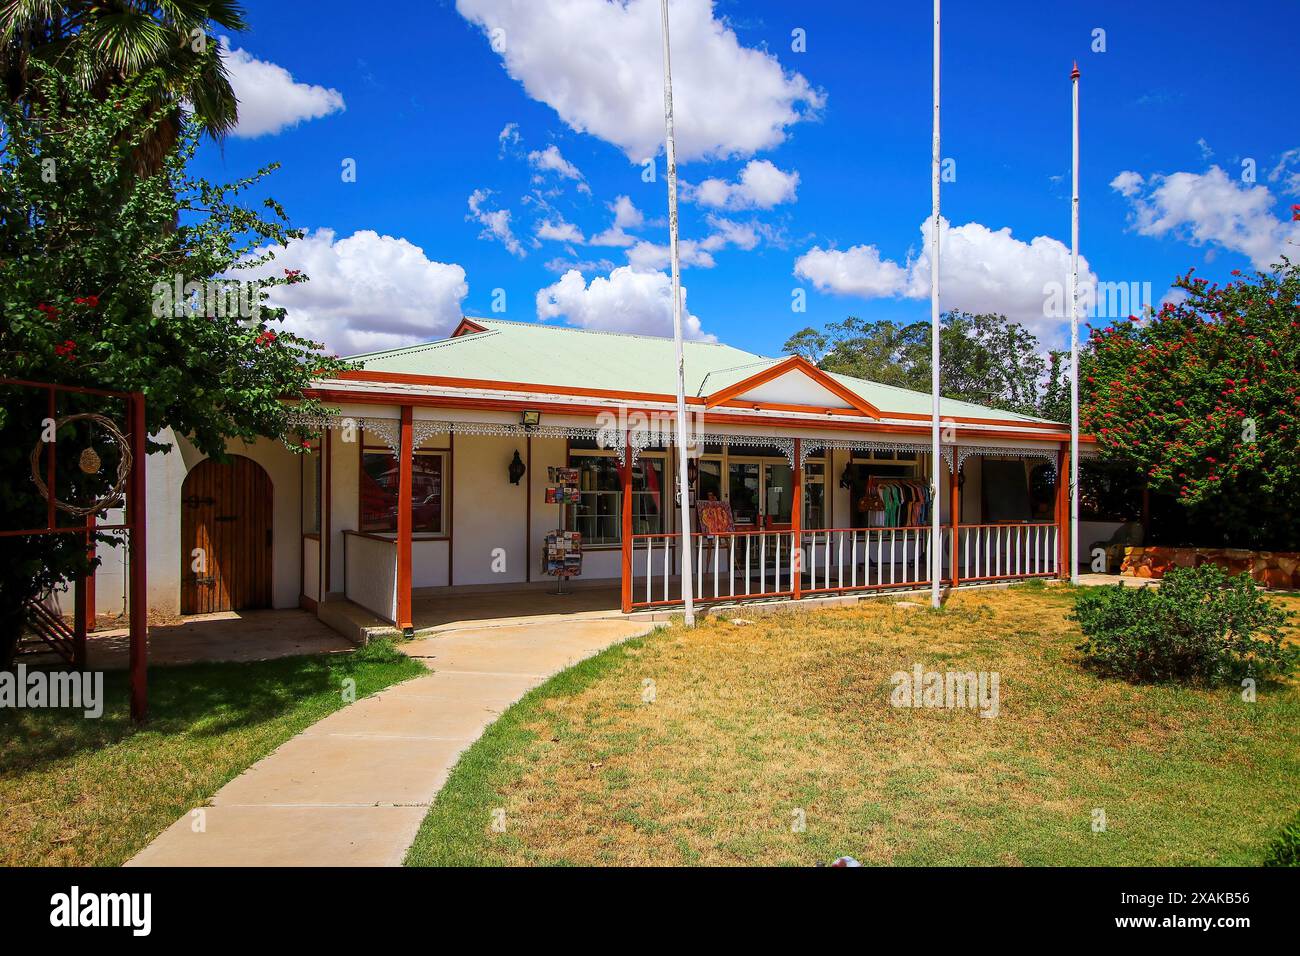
[629,522,1058,610]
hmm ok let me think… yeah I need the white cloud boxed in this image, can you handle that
[244,229,468,356]
[527,144,592,195]
[611,194,644,229]
[685,159,800,209]
[535,218,585,244]
[543,256,617,274]
[1110,170,1144,198]
[795,218,1101,335]
[1267,147,1300,197]
[498,121,521,156]
[794,243,909,298]
[528,144,581,179]
[223,41,345,138]
[590,195,646,246]
[467,188,525,257]
[626,238,715,271]
[622,212,770,271]
[455,0,824,161]
[536,266,712,339]
[1112,164,1300,269]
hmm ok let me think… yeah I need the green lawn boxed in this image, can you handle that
[406,585,1300,867]
[1,640,425,866]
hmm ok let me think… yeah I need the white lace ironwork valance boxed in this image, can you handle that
[630,432,796,466]
[284,413,628,460]
[955,445,1060,479]
[799,438,955,472]
[286,412,1064,476]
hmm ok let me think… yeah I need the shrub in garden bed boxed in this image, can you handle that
[1263,811,1300,866]
[1071,565,1296,684]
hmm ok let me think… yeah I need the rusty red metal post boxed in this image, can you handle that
[82,514,96,635]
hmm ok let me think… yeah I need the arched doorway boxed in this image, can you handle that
[181,456,273,614]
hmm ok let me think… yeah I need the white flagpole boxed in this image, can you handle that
[929,0,942,608]
[659,0,695,625]
[1070,61,1081,585]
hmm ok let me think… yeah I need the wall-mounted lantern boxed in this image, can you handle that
[508,450,526,485]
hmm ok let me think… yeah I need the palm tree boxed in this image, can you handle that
[0,0,248,172]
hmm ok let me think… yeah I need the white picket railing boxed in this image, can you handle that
[629,521,1060,610]
[957,523,1059,581]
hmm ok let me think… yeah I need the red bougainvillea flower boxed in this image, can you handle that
[54,339,76,358]
[73,294,100,307]
[254,330,278,346]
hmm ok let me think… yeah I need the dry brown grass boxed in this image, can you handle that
[410,585,1300,867]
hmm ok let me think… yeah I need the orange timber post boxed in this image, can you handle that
[396,405,414,635]
[1057,447,1070,580]
[620,430,633,613]
[949,462,960,587]
[792,439,802,600]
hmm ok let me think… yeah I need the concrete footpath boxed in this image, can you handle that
[128,618,652,867]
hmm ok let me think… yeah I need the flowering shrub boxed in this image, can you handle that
[1082,262,1300,549]
[1071,565,1296,684]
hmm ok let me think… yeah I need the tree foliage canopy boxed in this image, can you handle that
[0,66,347,662]
[783,311,1069,421]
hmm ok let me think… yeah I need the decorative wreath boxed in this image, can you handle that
[29,412,133,517]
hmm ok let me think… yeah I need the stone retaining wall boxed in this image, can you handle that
[1120,546,1300,590]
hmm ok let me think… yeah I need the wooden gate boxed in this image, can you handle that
[181,456,273,614]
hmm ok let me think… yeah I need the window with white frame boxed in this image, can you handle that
[566,439,666,545]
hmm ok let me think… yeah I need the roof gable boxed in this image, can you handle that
[703,356,881,417]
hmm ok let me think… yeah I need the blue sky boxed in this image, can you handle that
[196,0,1300,359]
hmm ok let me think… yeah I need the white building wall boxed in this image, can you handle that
[327,429,359,595]
[303,537,320,602]
[452,434,528,586]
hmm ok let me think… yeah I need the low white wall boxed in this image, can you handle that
[344,532,396,622]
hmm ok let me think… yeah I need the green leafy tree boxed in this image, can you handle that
[1081,263,1300,550]
[0,0,246,173]
[783,311,1068,419]
[0,68,348,665]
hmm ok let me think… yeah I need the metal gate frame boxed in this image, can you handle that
[0,378,149,722]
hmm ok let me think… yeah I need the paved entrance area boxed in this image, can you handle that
[127,617,652,867]
[411,583,623,631]
[27,609,354,670]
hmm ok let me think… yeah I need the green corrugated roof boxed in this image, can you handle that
[347,319,1058,425]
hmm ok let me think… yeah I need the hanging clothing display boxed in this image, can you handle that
[863,477,932,528]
